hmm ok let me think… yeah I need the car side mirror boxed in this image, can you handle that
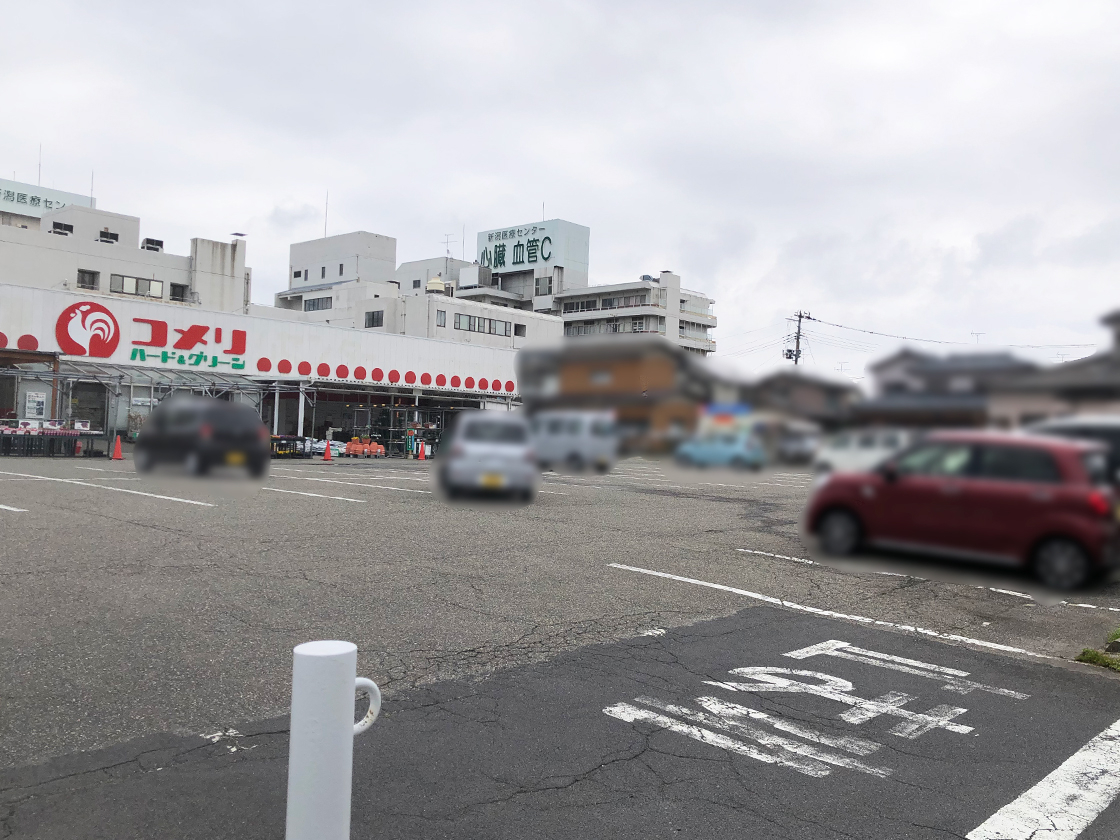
[880,463,898,483]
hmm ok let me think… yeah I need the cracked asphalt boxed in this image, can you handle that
[2,454,1120,838]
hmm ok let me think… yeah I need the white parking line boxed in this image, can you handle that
[0,470,214,506]
[967,716,1120,839]
[608,562,1051,659]
[273,475,432,494]
[262,487,366,503]
[0,503,28,512]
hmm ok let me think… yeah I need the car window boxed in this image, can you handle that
[857,433,877,449]
[591,420,614,437]
[1081,451,1109,486]
[974,445,1061,484]
[566,419,582,434]
[830,434,850,450]
[546,419,564,435]
[895,443,973,477]
[881,433,900,449]
[462,421,527,444]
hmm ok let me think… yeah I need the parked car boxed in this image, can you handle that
[1029,415,1120,483]
[437,410,538,501]
[530,410,618,473]
[134,394,270,477]
[778,432,820,464]
[813,428,915,473]
[675,432,766,470]
[805,431,1120,589]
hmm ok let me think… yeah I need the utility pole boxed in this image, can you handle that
[784,310,809,365]
[971,332,984,344]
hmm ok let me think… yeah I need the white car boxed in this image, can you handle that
[530,410,619,473]
[812,428,916,474]
[437,410,539,501]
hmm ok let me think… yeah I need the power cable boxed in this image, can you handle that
[804,315,1098,349]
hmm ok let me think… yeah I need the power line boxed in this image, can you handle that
[804,315,1098,349]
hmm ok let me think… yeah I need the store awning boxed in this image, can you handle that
[3,359,266,393]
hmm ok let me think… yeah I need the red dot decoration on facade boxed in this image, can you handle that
[505,380,515,392]
[420,373,432,385]
[317,363,330,377]
[16,335,38,351]
[388,370,401,383]
[372,368,384,381]
[435,374,446,386]
[465,377,475,389]
[257,358,272,372]
[354,366,367,380]
[404,371,416,385]
[298,361,311,375]
[478,378,489,390]
[450,375,461,387]
[336,365,349,378]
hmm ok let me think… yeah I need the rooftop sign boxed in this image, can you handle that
[0,179,96,219]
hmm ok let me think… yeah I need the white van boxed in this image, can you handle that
[530,410,619,473]
[812,428,916,474]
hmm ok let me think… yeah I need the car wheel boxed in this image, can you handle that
[1033,538,1091,590]
[519,488,537,503]
[818,509,861,556]
[184,450,209,476]
[594,461,609,474]
[133,448,153,474]
[248,458,269,478]
[566,454,585,472]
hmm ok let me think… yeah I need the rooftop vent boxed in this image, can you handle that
[98,228,119,244]
[142,238,164,252]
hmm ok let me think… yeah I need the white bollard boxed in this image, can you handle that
[285,640,382,840]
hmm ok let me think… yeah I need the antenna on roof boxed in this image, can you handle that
[324,190,328,238]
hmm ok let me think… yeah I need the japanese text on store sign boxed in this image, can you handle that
[128,319,247,369]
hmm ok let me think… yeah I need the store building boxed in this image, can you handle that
[0,283,529,455]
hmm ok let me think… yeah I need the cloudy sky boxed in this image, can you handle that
[5,1,1119,382]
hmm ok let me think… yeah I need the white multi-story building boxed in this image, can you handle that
[271,231,563,349]
[555,271,716,355]
[0,181,251,314]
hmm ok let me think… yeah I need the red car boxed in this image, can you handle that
[806,430,1120,589]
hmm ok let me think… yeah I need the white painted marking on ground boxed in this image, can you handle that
[608,562,1052,658]
[990,588,1034,600]
[273,475,432,494]
[967,716,1120,839]
[695,696,882,755]
[634,695,892,777]
[603,702,832,777]
[738,548,816,565]
[639,628,666,637]
[707,666,973,738]
[0,503,28,512]
[0,470,214,506]
[74,466,130,473]
[538,490,569,495]
[784,640,1028,698]
[273,467,429,482]
[262,487,366,503]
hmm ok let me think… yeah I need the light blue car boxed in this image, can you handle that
[675,432,766,470]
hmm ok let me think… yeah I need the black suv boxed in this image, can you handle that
[135,395,270,477]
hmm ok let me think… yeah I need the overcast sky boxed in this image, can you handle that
[5,1,1119,382]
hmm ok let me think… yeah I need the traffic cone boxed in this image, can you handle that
[322,440,332,462]
[418,440,425,461]
[111,435,123,460]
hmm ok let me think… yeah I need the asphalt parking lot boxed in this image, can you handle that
[3,454,1120,838]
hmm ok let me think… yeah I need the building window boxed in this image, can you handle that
[436,310,446,327]
[365,310,384,328]
[514,323,526,337]
[320,266,325,279]
[305,296,333,312]
[413,278,422,289]
[535,276,553,296]
[76,270,99,290]
[563,299,598,313]
[109,274,163,298]
[294,270,302,278]
[454,314,510,335]
[170,283,189,302]
[339,263,344,276]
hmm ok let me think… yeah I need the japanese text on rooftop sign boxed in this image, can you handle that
[478,226,552,272]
